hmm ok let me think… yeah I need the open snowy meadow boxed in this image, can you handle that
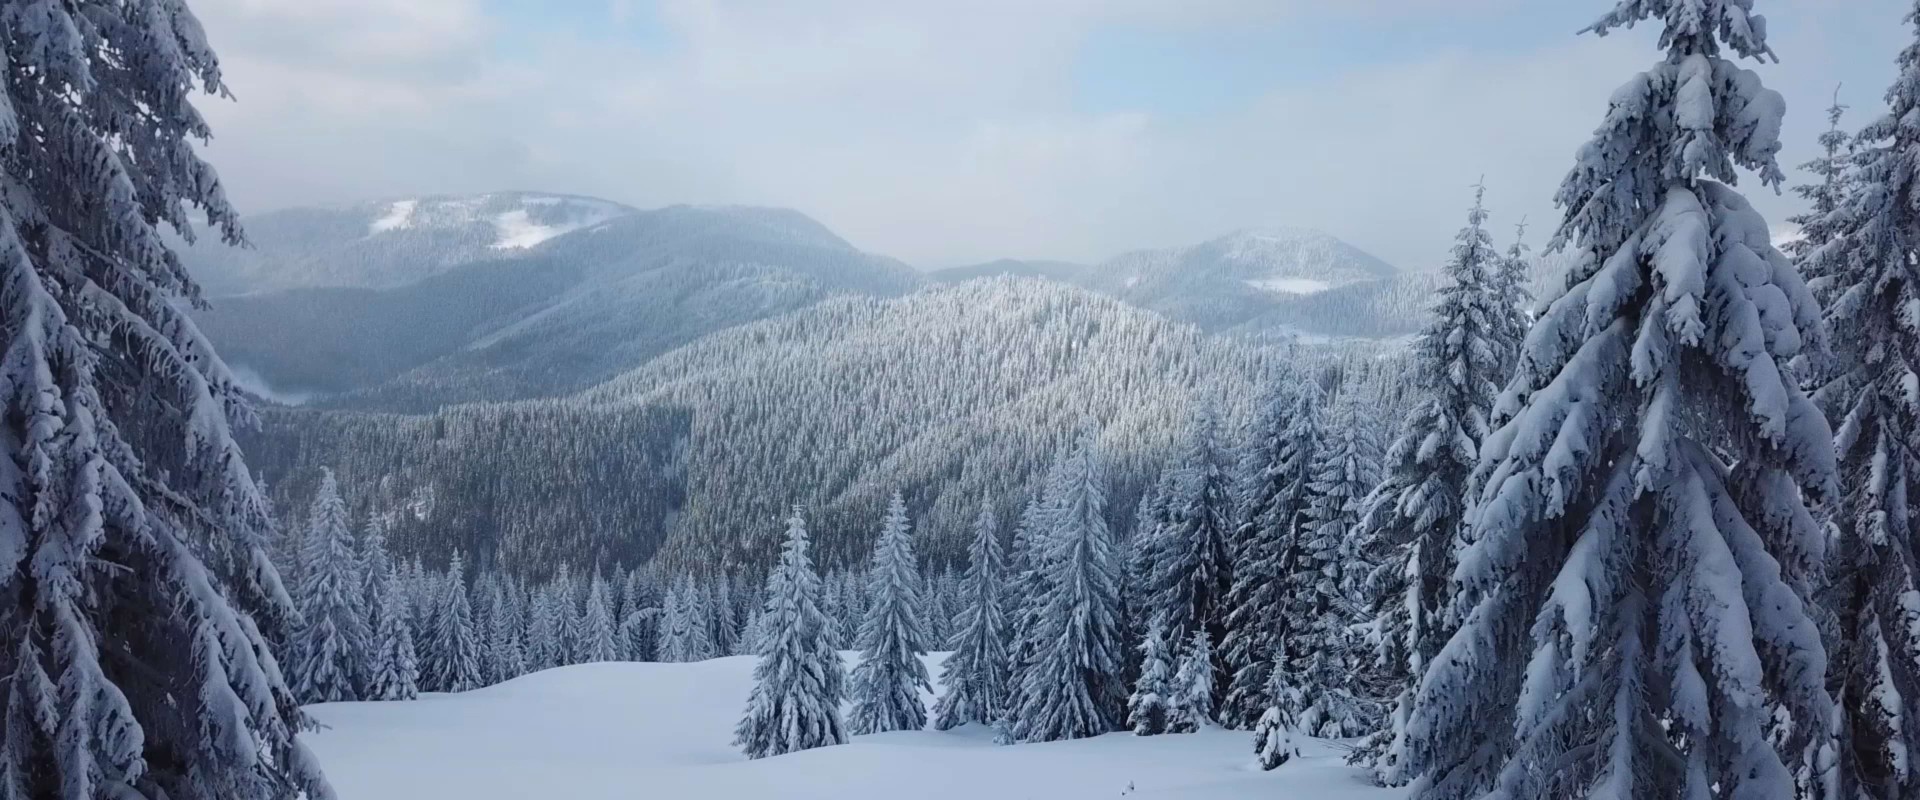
[302,653,1396,800]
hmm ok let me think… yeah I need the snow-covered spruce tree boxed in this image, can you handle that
[0,2,334,792]
[367,565,420,701]
[622,603,661,662]
[1231,383,1368,742]
[1352,189,1512,782]
[1011,423,1128,742]
[358,514,392,635]
[1400,4,1838,799]
[406,557,437,644]
[923,568,957,648]
[836,571,867,649]
[428,553,483,692]
[732,575,765,657]
[657,579,685,661]
[580,573,619,664]
[1305,387,1384,728]
[659,576,716,662]
[1789,87,1853,295]
[468,570,496,674]
[1171,629,1216,733]
[553,564,585,667]
[1252,663,1304,771]
[690,577,720,657]
[524,583,560,670]
[485,579,528,682]
[620,570,661,661]
[1126,469,1176,639]
[1493,222,1535,386]
[850,492,933,734]
[736,509,848,759]
[934,506,1013,730]
[1003,494,1051,668]
[815,571,845,648]
[710,576,741,657]
[1220,387,1321,729]
[1808,10,1920,797]
[1127,618,1176,736]
[291,468,371,703]
[738,607,769,656]
[1136,404,1235,700]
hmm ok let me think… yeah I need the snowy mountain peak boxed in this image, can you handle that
[179,192,641,295]
[1069,227,1410,334]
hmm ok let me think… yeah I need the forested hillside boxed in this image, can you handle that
[247,278,1410,576]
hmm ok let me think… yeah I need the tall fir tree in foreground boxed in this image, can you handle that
[737,509,848,759]
[1401,3,1838,798]
[934,507,1013,730]
[291,469,371,703]
[1011,423,1128,742]
[367,565,421,701]
[849,493,933,734]
[1220,388,1323,731]
[1809,7,1920,797]
[0,1,332,794]
[429,553,483,693]
[1136,404,1235,701]
[1353,189,1510,782]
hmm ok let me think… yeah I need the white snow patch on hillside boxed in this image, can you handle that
[1246,277,1333,295]
[368,200,417,234]
[302,653,1398,800]
[490,200,625,250]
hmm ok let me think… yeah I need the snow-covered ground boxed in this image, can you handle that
[302,653,1401,800]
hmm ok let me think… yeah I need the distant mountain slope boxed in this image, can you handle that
[1081,228,1402,335]
[245,278,1336,576]
[196,256,585,397]
[932,229,1427,340]
[180,192,636,295]
[194,199,923,410]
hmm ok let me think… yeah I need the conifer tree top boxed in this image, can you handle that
[1559,0,1788,254]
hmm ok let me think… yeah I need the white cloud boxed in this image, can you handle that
[183,0,1902,269]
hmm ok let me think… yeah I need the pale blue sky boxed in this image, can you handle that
[191,0,1910,270]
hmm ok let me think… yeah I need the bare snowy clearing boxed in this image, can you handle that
[303,653,1397,800]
